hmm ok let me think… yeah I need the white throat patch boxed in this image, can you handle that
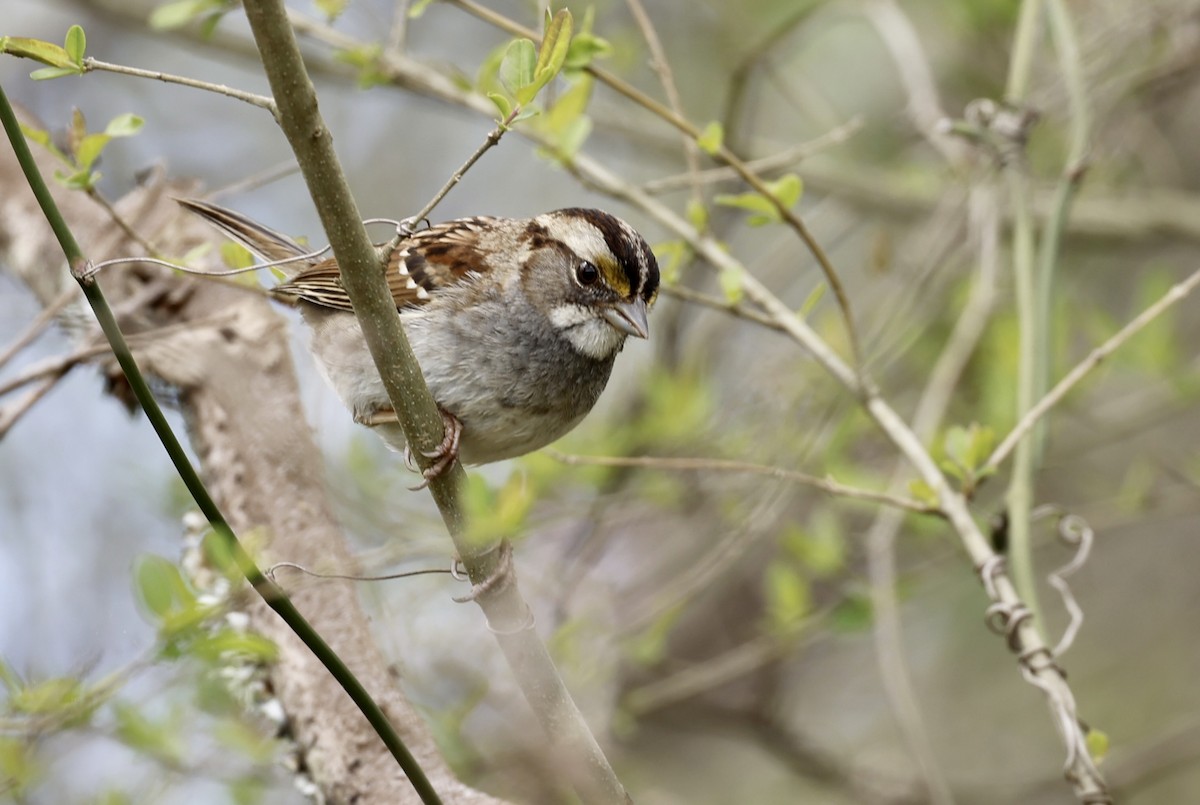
[550,303,625,359]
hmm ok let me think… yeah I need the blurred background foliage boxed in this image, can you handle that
[2,0,1200,803]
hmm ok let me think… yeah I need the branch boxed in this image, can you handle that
[237,4,628,802]
[83,57,277,113]
[548,451,938,515]
[984,265,1200,474]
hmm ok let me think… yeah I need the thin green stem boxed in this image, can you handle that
[1033,0,1090,458]
[1005,0,1043,104]
[1004,169,1042,627]
[1002,0,1048,631]
[0,83,441,805]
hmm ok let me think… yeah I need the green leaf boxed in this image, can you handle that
[30,66,81,81]
[782,515,845,578]
[10,676,84,715]
[940,423,995,488]
[219,241,256,270]
[542,74,592,131]
[536,75,594,156]
[797,283,826,318]
[333,44,388,89]
[18,122,52,149]
[63,25,86,65]
[1085,728,1109,762]
[74,133,110,171]
[191,628,278,663]
[511,106,539,124]
[133,555,195,621]
[764,560,811,633]
[463,471,535,547]
[715,173,803,226]
[408,0,438,17]
[552,116,591,157]
[499,38,537,98]
[0,737,40,796]
[830,589,873,631]
[149,0,224,30]
[104,113,144,137]
[696,121,724,155]
[768,173,803,208]
[0,36,75,68]
[215,719,278,763]
[314,0,348,20]
[114,702,186,765]
[718,266,744,303]
[908,478,940,507]
[653,240,688,285]
[526,8,572,104]
[685,198,708,232]
[624,605,684,667]
[487,92,513,120]
[563,32,612,72]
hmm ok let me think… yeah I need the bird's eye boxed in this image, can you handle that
[576,261,600,286]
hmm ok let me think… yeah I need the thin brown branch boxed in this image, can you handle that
[82,58,277,115]
[0,286,76,372]
[0,375,61,438]
[625,0,704,211]
[640,118,863,195]
[984,265,1200,474]
[660,284,783,331]
[547,451,938,515]
[0,343,108,398]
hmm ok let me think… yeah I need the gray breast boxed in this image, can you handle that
[404,293,617,464]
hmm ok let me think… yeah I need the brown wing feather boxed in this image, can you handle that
[273,217,499,312]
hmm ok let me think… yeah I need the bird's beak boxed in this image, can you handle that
[602,297,650,339]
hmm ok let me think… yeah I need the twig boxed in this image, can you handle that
[406,106,520,228]
[0,343,109,398]
[208,159,300,201]
[618,486,788,637]
[660,284,782,331]
[0,286,77,372]
[984,265,1200,474]
[640,118,863,195]
[1033,0,1092,457]
[0,375,61,438]
[1005,0,1044,103]
[863,0,964,165]
[625,0,703,213]
[548,451,938,515]
[386,0,412,54]
[87,189,158,256]
[82,58,278,115]
[622,631,811,717]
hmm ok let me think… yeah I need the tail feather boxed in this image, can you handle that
[177,198,310,267]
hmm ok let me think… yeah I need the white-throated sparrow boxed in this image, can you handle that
[180,199,659,476]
